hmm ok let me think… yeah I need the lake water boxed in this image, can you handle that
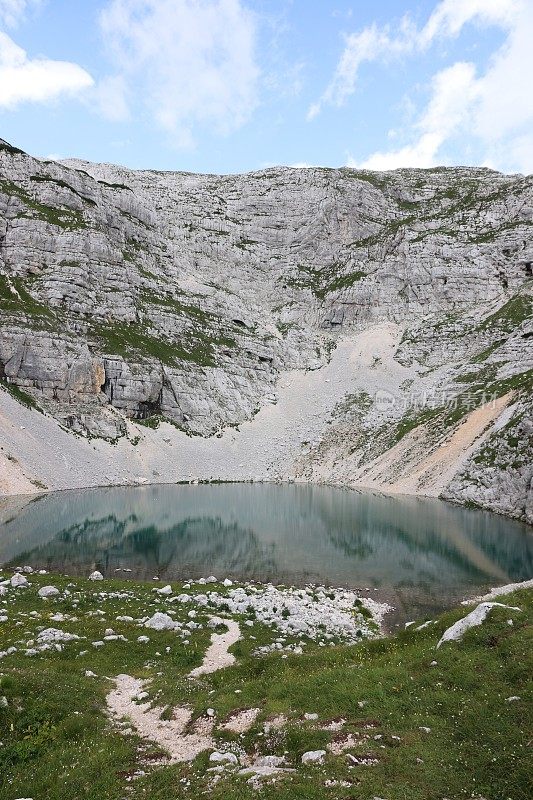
[1,483,532,626]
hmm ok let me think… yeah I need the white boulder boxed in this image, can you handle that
[144,612,177,631]
[11,573,29,588]
[437,602,521,648]
[302,750,326,765]
[38,586,60,598]
[209,752,238,765]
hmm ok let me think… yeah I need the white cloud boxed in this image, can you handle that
[307,20,416,120]
[351,62,478,170]
[0,0,40,27]
[91,74,130,122]
[309,0,520,121]
[473,4,533,142]
[314,0,532,173]
[419,0,519,45]
[98,0,259,147]
[0,31,94,108]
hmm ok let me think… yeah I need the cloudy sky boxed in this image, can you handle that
[0,0,531,174]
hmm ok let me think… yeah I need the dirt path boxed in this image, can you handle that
[189,620,241,677]
[106,674,214,763]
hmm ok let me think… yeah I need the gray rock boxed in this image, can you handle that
[302,749,326,764]
[144,612,176,631]
[209,752,238,765]
[11,573,29,588]
[38,585,60,598]
[0,143,532,519]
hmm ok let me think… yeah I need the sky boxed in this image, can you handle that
[0,0,532,175]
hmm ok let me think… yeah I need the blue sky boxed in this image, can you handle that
[0,0,531,174]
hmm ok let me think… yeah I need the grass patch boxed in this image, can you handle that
[90,320,235,368]
[1,178,88,230]
[0,572,531,800]
[0,274,58,325]
[476,295,533,335]
[0,379,42,412]
[285,263,367,299]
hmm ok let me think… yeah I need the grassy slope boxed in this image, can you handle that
[0,574,531,800]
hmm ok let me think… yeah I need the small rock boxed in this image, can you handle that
[206,708,216,717]
[11,573,29,588]
[88,571,103,581]
[505,696,520,702]
[419,726,431,733]
[158,585,173,595]
[144,613,176,631]
[209,752,238,765]
[38,586,60,598]
[254,755,285,768]
[302,749,326,765]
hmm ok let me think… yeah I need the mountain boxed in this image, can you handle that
[0,139,532,521]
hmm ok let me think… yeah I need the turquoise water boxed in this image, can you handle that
[1,484,531,625]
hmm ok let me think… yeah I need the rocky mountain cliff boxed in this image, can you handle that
[0,138,532,522]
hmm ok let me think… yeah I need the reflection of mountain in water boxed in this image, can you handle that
[13,515,280,581]
[1,483,532,623]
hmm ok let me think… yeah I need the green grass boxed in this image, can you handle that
[0,178,88,230]
[0,379,42,412]
[0,274,59,326]
[89,319,236,368]
[475,295,533,334]
[285,263,367,299]
[0,572,531,800]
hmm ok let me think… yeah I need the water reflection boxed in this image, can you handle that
[0,484,531,624]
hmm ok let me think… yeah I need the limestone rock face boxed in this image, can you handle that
[0,138,532,520]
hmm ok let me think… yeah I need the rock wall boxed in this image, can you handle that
[1,137,532,521]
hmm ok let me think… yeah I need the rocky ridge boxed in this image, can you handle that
[0,138,532,521]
